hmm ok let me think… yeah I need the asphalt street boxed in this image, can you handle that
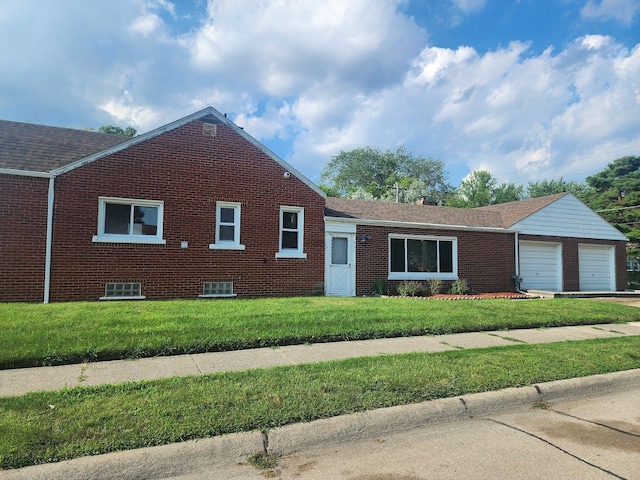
[168,385,640,480]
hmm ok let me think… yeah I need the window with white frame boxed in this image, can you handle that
[93,197,165,244]
[276,206,306,258]
[210,202,245,250]
[388,234,457,280]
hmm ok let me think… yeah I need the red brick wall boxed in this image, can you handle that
[355,225,517,295]
[0,175,49,302]
[47,121,325,301]
[519,234,627,291]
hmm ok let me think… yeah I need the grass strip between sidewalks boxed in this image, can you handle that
[2,297,639,369]
[1,336,640,469]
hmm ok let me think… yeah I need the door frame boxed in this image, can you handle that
[325,222,356,296]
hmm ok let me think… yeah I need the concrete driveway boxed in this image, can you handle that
[593,296,640,308]
[169,385,640,480]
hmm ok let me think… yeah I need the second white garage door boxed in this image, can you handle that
[519,241,562,291]
[579,244,615,291]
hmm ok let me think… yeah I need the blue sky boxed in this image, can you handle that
[1,0,639,189]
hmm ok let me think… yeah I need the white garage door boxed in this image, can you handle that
[519,241,562,291]
[579,245,615,291]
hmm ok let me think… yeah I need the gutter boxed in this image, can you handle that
[324,216,518,234]
[0,168,52,178]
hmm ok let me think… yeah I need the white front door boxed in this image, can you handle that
[325,233,355,296]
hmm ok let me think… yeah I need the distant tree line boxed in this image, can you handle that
[320,147,640,261]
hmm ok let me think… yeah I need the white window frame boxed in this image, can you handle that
[388,233,458,281]
[276,206,307,259]
[209,202,245,250]
[93,197,166,244]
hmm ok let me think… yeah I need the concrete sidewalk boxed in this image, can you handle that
[2,322,640,480]
[2,321,640,397]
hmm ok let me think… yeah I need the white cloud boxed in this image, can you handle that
[451,0,487,13]
[0,0,639,189]
[581,0,640,25]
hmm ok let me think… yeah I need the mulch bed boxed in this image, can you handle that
[429,292,536,300]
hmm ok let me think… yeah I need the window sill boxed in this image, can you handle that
[388,273,458,281]
[199,294,238,298]
[209,244,246,251]
[275,251,308,259]
[93,235,166,245]
[99,296,146,301]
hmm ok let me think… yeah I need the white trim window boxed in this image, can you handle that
[93,197,166,244]
[276,206,307,259]
[210,202,245,250]
[388,234,458,280]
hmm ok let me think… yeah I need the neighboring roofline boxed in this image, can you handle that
[49,106,326,198]
[324,216,518,234]
[0,168,52,178]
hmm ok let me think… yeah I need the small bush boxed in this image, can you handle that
[426,279,444,296]
[373,278,387,295]
[397,281,425,297]
[449,279,471,295]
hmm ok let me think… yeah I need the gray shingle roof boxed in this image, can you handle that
[474,193,568,227]
[325,197,507,229]
[0,120,129,172]
[325,193,570,230]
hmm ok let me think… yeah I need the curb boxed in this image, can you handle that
[3,369,640,480]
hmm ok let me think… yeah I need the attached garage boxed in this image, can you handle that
[578,244,615,291]
[519,241,562,291]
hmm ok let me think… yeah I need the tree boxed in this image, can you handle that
[447,170,523,208]
[320,146,452,204]
[99,125,137,137]
[527,178,591,200]
[584,156,640,245]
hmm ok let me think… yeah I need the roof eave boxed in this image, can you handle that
[0,168,52,178]
[325,216,517,233]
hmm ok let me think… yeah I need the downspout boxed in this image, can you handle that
[44,175,55,303]
[514,231,528,295]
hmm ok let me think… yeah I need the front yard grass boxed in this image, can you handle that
[1,336,639,469]
[2,297,639,369]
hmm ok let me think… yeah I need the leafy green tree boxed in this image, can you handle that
[527,178,591,200]
[447,170,523,207]
[98,125,137,137]
[320,146,452,204]
[493,182,525,205]
[584,156,640,245]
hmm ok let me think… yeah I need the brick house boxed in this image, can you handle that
[324,195,628,296]
[0,108,325,302]
[0,107,628,302]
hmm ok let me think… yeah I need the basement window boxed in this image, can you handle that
[200,282,236,298]
[101,282,144,300]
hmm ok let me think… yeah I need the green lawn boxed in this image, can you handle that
[2,297,639,369]
[1,336,639,469]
